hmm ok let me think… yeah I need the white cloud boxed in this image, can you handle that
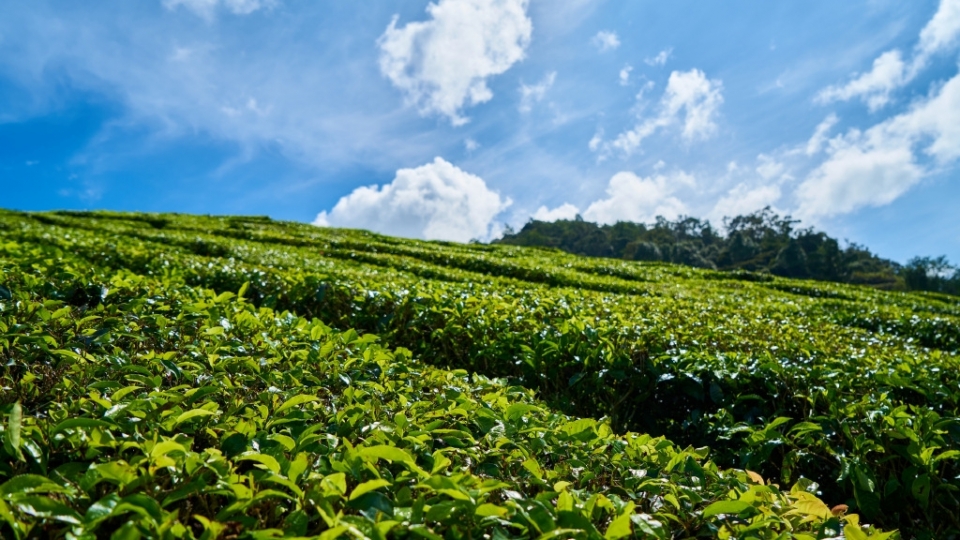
[756,154,785,180]
[221,97,271,117]
[313,157,510,242]
[917,0,960,60]
[464,138,480,151]
[634,79,656,101]
[591,31,620,52]
[805,114,839,156]
[663,69,723,140]
[816,50,907,111]
[518,71,556,113]
[898,77,960,164]
[796,134,921,218]
[797,70,960,218]
[378,0,532,126]
[644,48,672,66]
[163,0,275,19]
[588,130,603,152]
[816,0,960,111]
[581,171,689,224]
[532,203,579,221]
[605,69,723,155]
[619,64,632,86]
[2,4,484,178]
[710,183,782,223]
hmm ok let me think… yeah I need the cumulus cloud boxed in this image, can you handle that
[756,154,786,180]
[917,0,960,61]
[529,170,696,226]
[378,0,531,126]
[518,71,556,113]
[662,69,724,140]
[796,135,921,218]
[581,171,690,224]
[619,64,632,86]
[816,0,960,110]
[710,183,782,223]
[163,0,275,18]
[900,79,960,164]
[816,50,907,111]
[592,31,620,52]
[313,157,510,242]
[797,70,960,218]
[532,203,579,221]
[644,48,672,66]
[604,69,723,155]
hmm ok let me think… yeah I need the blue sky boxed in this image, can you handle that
[1,0,958,263]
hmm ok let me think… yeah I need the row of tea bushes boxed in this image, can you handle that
[0,243,884,538]
[4,210,958,534]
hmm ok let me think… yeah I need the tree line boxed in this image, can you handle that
[493,207,960,296]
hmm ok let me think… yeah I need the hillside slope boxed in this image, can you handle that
[2,210,958,537]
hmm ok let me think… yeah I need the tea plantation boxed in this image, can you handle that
[1,210,958,539]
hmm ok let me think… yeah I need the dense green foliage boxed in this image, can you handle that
[494,208,960,295]
[1,210,958,538]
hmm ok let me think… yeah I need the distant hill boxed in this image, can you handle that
[494,207,960,296]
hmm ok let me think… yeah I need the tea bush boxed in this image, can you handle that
[3,210,956,537]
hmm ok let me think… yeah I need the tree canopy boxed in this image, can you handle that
[494,207,959,295]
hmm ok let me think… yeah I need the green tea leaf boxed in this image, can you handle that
[844,524,869,540]
[604,507,634,539]
[522,458,544,480]
[505,404,538,422]
[357,445,415,465]
[275,394,320,415]
[4,402,22,461]
[174,409,216,425]
[11,496,81,524]
[0,475,69,498]
[350,479,391,501]
[49,418,113,435]
[475,503,507,518]
[701,500,755,518]
[237,453,281,474]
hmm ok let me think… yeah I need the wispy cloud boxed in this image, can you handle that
[162,0,277,19]
[798,0,960,218]
[816,0,960,111]
[804,114,839,156]
[798,71,960,218]
[598,69,723,156]
[518,71,556,113]
[644,48,672,66]
[591,30,620,52]
[0,3,474,186]
[816,50,907,111]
